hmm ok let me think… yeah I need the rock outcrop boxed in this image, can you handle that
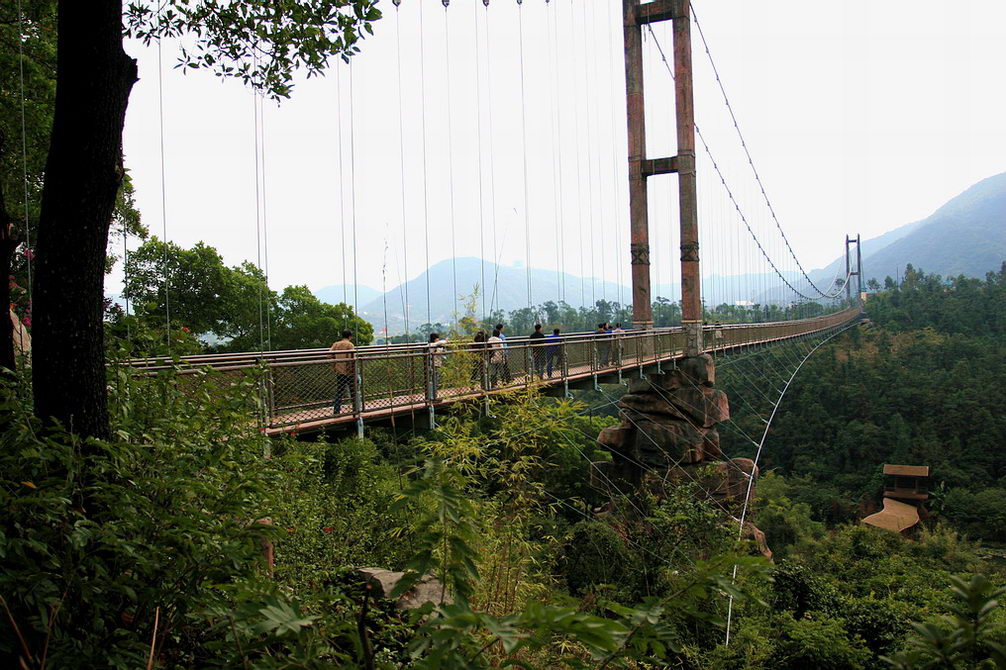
[597,354,737,486]
[595,354,770,557]
[356,568,453,610]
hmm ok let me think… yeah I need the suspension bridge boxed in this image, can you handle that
[127,307,858,434]
[122,0,866,435]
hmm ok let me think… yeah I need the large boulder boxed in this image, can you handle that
[741,521,773,560]
[356,568,453,610]
[664,387,730,427]
[620,383,729,428]
[678,353,715,388]
[702,458,758,506]
[619,392,689,420]
[598,425,633,451]
[631,415,707,465]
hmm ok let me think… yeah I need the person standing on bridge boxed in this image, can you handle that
[529,324,547,378]
[545,328,563,378]
[612,323,625,365]
[495,323,512,383]
[488,328,506,388]
[329,329,356,415]
[596,323,612,367]
[426,332,447,399]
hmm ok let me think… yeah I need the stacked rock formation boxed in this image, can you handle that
[596,354,758,512]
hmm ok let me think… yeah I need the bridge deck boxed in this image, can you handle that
[124,308,860,435]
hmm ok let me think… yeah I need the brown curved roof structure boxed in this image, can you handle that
[863,497,921,533]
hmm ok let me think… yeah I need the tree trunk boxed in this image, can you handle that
[32,0,136,440]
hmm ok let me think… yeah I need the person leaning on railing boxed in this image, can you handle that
[329,329,356,414]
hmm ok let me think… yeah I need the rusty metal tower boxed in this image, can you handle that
[845,234,863,304]
[623,0,702,355]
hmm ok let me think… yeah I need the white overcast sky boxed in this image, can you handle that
[113,0,1006,299]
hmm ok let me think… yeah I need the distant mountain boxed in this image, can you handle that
[339,256,804,334]
[356,257,629,334]
[315,284,382,307]
[315,167,1006,332]
[809,172,1006,288]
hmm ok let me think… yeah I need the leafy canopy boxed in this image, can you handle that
[124,0,382,100]
[121,237,373,352]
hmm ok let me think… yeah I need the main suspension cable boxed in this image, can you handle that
[690,4,836,300]
[644,25,848,302]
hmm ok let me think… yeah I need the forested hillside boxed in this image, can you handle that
[752,265,1006,540]
[808,171,1006,287]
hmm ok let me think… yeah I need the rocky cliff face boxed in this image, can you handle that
[595,353,770,557]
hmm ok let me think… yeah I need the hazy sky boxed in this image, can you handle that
[114,0,1006,302]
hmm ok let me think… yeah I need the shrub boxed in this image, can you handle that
[0,370,283,666]
[559,520,634,596]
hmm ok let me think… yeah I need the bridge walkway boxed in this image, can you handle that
[124,308,860,435]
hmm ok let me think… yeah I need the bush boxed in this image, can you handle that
[0,370,283,666]
[771,613,871,670]
[558,520,634,596]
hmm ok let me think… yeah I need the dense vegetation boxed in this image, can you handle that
[111,238,374,356]
[3,265,1006,667]
[743,266,1006,542]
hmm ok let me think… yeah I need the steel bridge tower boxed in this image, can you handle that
[623,0,702,355]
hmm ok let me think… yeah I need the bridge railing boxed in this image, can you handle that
[121,307,860,431]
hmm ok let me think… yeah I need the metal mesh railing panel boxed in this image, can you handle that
[120,307,862,431]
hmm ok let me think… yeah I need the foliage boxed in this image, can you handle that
[770,612,872,669]
[120,238,372,354]
[0,0,144,304]
[124,0,382,101]
[753,471,826,558]
[252,284,374,352]
[867,264,1006,337]
[0,368,283,666]
[390,460,481,608]
[104,307,206,357]
[720,269,1006,540]
[123,237,266,338]
[884,574,1006,669]
[560,520,635,597]
[269,436,409,589]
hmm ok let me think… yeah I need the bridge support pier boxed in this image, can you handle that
[684,321,703,357]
